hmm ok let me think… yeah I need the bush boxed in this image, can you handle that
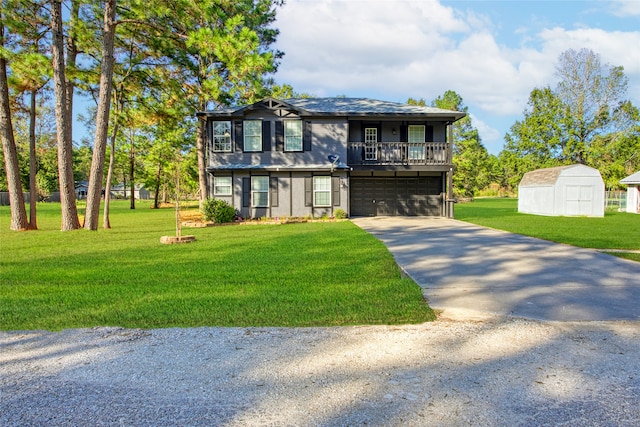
[202,198,236,223]
[334,208,347,219]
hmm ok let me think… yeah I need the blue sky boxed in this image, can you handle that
[272,0,640,154]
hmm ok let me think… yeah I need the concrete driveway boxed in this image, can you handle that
[353,217,640,321]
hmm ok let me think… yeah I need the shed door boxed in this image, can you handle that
[565,185,593,215]
[350,176,442,216]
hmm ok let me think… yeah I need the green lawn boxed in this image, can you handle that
[455,198,640,261]
[0,201,435,331]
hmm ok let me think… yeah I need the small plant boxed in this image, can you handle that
[202,198,236,223]
[334,208,347,219]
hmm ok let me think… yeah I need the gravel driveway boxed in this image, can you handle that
[2,318,639,426]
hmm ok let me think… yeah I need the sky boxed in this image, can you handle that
[271,0,640,155]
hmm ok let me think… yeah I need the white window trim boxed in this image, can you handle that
[251,176,269,207]
[364,127,377,160]
[408,125,425,160]
[244,120,262,152]
[213,176,232,196]
[213,121,232,152]
[284,119,303,152]
[313,176,331,207]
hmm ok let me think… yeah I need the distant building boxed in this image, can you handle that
[518,164,605,217]
[110,183,151,200]
[620,171,640,214]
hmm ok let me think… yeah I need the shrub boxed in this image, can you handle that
[334,208,347,219]
[202,198,236,223]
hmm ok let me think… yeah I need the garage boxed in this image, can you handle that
[350,176,443,216]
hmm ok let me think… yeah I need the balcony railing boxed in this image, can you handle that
[347,142,450,166]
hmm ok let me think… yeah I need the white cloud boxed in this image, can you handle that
[272,0,640,154]
[610,0,640,16]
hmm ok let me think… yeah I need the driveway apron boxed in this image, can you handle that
[353,217,640,321]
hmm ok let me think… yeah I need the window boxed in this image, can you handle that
[364,127,377,160]
[408,125,425,160]
[214,176,232,196]
[284,120,303,151]
[314,176,331,206]
[251,176,269,207]
[244,120,262,152]
[213,121,232,152]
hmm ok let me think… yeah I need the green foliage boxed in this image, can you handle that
[0,201,435,329]
[430,90,494,198]
[456,198,640,250]
[502,49,639,190]
[334,208,347,219]
[202,198,236,223]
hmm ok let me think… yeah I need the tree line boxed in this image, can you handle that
[1,0,282,231]
[1,1,638,232]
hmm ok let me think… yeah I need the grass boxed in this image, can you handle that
[455,198,640,255]
[0,201,435,331]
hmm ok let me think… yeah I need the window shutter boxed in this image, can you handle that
[242,177,250,207]
[234,121,243,152]
[270,177,278,207]
[262,121,271,152]
[303,121,312,151]
[275,121,284,151]
[426,125,434,142]
[304,177,313,206]
[332,176,340,206]
[400,125,408,142]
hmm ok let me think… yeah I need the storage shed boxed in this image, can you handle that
[620,171,640,214]
[518,164,604,217]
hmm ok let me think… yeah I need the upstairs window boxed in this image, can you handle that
[213,121,232,152]
[364,127,377,160]
[284,120,303,151]
[244,120,262,152]
[408,125,425,160]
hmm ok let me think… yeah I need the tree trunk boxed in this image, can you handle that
[0,19,29,231]
[102,118,119,229]
[196,118,207,209]
[64,0,78,148]
[28,90,38,229]
[84,0,117,230]
[129,130,135,210]
[153,163,162,209]
[51,0,80,231]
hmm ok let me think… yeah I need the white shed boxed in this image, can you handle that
[620,171,640,214]
[518,164,604,217]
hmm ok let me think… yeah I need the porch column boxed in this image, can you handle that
[446,123,455,218]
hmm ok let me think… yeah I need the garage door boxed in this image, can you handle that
[350,176,443,216]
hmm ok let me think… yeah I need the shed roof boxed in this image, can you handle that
[519,164,602,186]
[620,171,640,184]
[519,165,577,186]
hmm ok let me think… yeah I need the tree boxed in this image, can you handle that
[555,48,631,164]
[51,0,81,230]
[83,0,117,230]
[429,91,491,198]
[501,49,638,190]
[0,8,29,230]
[153,0,282,208]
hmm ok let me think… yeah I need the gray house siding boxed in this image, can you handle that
[198,97,465,218]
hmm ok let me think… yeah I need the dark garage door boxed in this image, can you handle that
[350,176,443,216]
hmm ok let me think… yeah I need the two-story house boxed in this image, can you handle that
[196,97,465,219]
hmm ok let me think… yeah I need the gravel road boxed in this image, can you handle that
[2,317,639,426]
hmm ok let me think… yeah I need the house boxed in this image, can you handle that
[196,97,465,218]
[518,164,605,217]
[110,183,151,200]
[75,181,89,200]
[620,171,640,214]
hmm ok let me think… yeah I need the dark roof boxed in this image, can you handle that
[197,97,466,120]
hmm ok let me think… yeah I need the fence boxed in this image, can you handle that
[605,190,627,211]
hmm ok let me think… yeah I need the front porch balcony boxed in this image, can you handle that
[347,142,450,166]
